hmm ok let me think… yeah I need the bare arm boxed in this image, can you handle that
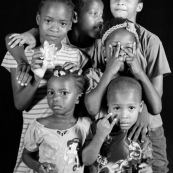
[82,113,117,165]
[5,28,39,64]
[10,68,41,111]
[123,45,162,115]
[85,43,122,116]
[22,148,40,172]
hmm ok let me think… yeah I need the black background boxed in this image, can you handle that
[0,0,173,172]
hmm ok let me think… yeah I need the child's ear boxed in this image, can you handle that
[139,101,144,113]
[136,2,143,12]
[75,93,83,104]
[36,14,40,25]
[72,11,78,23]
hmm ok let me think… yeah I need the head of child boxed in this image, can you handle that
[47,67,86,117]
[101,18,139,72]
[110,0,144,22]
[107,76,143,131]
[72,0,104,39]
[36,0,74,47]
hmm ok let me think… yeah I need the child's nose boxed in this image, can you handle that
[117,0,125,5]
[53,94,61,102]
[120,110,129,119]
[51,23,59,32]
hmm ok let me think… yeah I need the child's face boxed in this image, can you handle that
[37,2,73,46]
[107,89,143,130]
[110,0,143,22]
[47,76,80,115]
[105,28,136,71]
[77,0,104,38]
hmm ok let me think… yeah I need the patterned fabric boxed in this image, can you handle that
[24,117,91,173]
[1,43,87,173]
[89,129,153,173]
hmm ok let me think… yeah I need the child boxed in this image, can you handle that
[83,76,153,173]
[5,0,104,86]
[22,68,91,173]
[1,0,86,172]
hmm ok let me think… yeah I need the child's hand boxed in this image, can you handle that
[38,162,58,173]
[128,103,150,143]
[121,42,144,79]
[63,62,82,74]
[16,63,33,86]
[31,50,45,78]
[138,163,153,173]
[105,42,124,77]
[96,113,117,140]
[8,32,36,51]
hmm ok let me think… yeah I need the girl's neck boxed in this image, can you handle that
[68,27,95,48]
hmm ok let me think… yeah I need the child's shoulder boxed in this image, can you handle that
[136,24,162,45]
[62,43,80,52]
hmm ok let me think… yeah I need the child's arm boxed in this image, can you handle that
[5,28,39,86]
[10,51,44,111]
[85,43,122,116]
[122,43,162,115]
[82,113,117,165]
[22,148,41,172]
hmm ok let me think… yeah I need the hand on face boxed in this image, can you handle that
[105,42,124,77]
[106,42,143,78]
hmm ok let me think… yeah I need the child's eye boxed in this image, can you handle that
[61,91,69,96]
[45,19,51,24]
[47,90,54,96]
[114,107,120,111]
[129,106,135,110]
[61,22,67,27]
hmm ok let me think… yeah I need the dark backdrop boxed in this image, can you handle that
[0,0,172,172]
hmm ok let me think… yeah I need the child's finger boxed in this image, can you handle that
[105,112,113,120]
[132,42,137,55]
[114,42,121,58]
[10,38,22,48]
[109,45,113,57]
[110,117,118,128]
[25,44,35,52]
[8,33,20,40]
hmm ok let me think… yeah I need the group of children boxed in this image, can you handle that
[2,0,171,173]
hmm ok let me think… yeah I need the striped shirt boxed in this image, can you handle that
[1,43,86,173]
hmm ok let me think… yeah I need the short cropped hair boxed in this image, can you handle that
[107,76,142,101]
[38,0,75,14]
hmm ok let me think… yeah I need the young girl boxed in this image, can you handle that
[5,0,104,86]
[84,18,161,123]
[22,67,91,173]
[1,0,86,172]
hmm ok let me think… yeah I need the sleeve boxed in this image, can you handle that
[145,36,171,78]
[84,68,103,94]
[141,136,154,165]
[24,121,40,152]
[78,49,89,69]
[1,51,18,71]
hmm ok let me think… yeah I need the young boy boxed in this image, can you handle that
[1,0,87,172]
[82,76,153,173]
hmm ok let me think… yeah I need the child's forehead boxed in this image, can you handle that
[106,28,136,44]
[41,1,72,14]
[82,0,103,11]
